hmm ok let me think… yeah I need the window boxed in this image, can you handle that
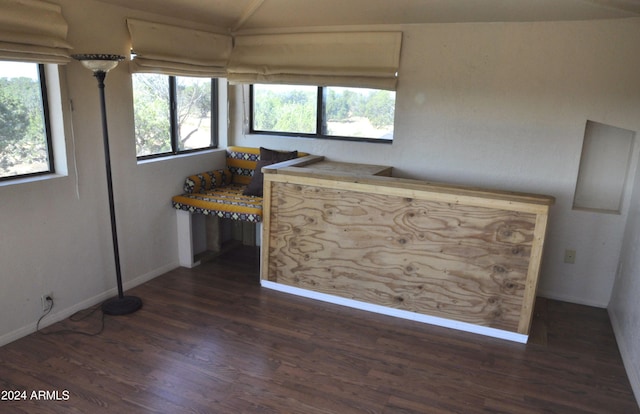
[251,84,395,142]
[133,74,218,159]
[0,61,53,181]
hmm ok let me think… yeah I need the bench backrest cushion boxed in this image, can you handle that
[226,146,261,186]
[226,146,310,187]
[184,168,232,194]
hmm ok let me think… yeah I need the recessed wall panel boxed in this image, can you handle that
[573,121,635,213]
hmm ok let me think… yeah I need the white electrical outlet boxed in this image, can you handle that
[40,293,53,312]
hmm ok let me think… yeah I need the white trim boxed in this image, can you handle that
[261,281,528,344]
[136,148,224,166]
[0,262,178,347]
[176,209,198,268]
[609,310,640,409]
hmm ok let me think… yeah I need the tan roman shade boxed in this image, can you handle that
[227,31,402,90]
[127,18,232,78]
[0,0,72,64]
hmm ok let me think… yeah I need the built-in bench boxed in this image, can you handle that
[172,146,315,267]
[173,146,266,222]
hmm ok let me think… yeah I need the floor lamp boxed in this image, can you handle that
[72,54,143,316]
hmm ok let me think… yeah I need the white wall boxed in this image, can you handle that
[0,0,227,345]
[231,18,640,308]
[610,152,640,402]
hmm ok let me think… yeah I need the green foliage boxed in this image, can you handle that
[0,75,48,177]
[254,85,395,138]
[325,89,349,121]
[176,78,211,148]
[274,102,316,134]
[0,83,30,151]
[253,87,316,133]
[133,74,171,156]
[133,74,213,156]
[365,90,395,128]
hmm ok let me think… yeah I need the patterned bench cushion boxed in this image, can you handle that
[226,146,260,186]
[172,146,308,222]
[172,184,262,222]
[172,147,264,222]
[183,168,233,194]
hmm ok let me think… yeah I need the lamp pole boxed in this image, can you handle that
[73,54,142,316]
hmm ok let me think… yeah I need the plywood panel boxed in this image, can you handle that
[267,182,537,332]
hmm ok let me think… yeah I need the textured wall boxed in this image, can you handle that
[232,19,640,308]
[610,160,640,403]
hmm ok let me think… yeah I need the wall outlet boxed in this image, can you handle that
[564,249,576,264]
[41,293,53,312]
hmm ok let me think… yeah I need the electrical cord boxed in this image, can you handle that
[36,296,106,337]
[35,298,53,332]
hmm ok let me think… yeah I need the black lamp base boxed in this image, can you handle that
[102,295,143,315]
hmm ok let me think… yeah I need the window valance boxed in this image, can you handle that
[0,0,72,64]
[127,18,232,78]
[226,31,402,90]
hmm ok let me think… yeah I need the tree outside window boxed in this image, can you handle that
[251,84,395,142]
[133,74,217,159]
[0,62,52,180]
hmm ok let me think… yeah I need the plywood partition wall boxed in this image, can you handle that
[261,160,554,341]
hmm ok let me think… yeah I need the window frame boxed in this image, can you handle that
[249,84,394,144]
[0,63,55,182]
[135,75,219,161]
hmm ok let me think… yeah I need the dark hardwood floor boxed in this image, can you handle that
[0,246,638,413]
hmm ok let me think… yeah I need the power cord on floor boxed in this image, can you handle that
[36,296,106,337]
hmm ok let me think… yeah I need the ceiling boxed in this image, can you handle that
[95,0,640,32]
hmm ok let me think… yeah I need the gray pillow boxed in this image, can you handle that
[243,147,298,196]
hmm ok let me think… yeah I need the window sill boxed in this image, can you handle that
[136,148,224,166]
[0,172,65,188]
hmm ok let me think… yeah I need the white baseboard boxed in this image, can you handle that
[261,281,528,343]
[0,262,178,347]
[609,310,640,409]
[123,261,179,292]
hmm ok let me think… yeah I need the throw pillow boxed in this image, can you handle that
[243,148,298,197]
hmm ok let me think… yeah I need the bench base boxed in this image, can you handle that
[176,209,262,268]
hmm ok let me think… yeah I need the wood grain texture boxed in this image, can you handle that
[265,168,555,213]
[273,160,393,178]
[267,181,540,333]
[0,249,637,414]
[518,211,550,333]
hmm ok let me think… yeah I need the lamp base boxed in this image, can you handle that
[102,295,143,315]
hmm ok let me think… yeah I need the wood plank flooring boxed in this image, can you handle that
[0,246,638,413]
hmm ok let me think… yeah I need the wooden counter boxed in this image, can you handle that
[261,157,554,342]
